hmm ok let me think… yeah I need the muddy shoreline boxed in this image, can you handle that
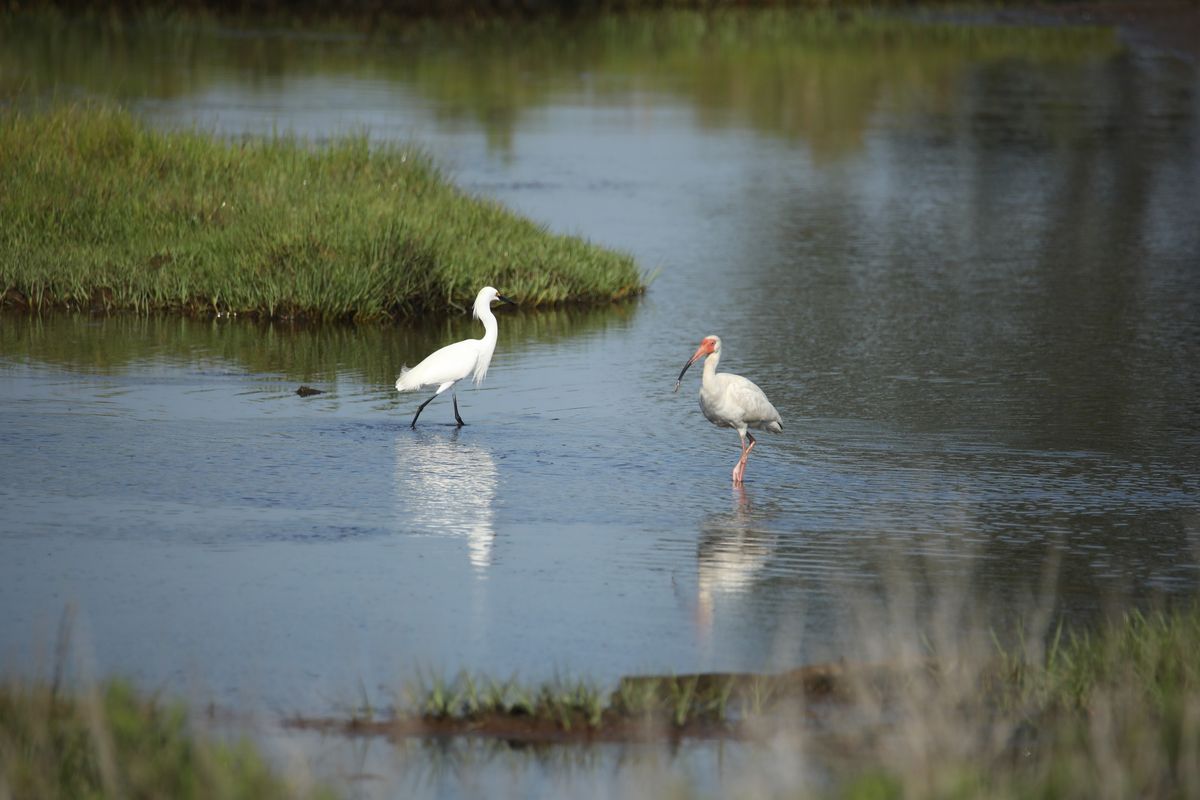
[280,661,887,745]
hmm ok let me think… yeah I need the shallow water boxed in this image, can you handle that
[2,8,1200,797]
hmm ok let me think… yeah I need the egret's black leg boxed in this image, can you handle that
[410,393,438,429]
[453,393,465,427]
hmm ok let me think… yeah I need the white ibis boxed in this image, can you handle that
[395,286,515,428]
[674,335,783,484]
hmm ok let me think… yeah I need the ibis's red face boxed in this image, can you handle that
[692,337,718,361]
[673,336,720,392]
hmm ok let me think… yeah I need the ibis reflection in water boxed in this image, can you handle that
[696,485,773,641]
[393,431,498,573]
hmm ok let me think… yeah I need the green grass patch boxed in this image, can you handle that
[0,678,333,799]
[304,669,822,738]
[0,104,643,321]
[995,605,1200,712]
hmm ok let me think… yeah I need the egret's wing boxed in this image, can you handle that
[395,339,480,392]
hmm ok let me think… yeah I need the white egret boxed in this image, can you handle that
[674,335,783,484]
[396,286,515,428]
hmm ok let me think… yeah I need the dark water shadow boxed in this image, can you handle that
[0,303,638,387]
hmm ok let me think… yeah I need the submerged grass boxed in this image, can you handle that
[0,104,643,321]
[401,669,814,733]
[0,678,333,799]
[400,671,613,732]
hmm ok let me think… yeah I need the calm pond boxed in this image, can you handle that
[2,8,1199,797]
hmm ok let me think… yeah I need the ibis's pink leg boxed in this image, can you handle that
[732,432,746,483]
[732,432,757,484]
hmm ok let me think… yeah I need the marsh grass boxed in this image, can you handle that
[0,105,643,321]
[400,671,610,731]
[327,663,887,739]
[0,678,333,799]
[805,599,1200,800]
[313,604,1200,798]
[1008,607,1200,712]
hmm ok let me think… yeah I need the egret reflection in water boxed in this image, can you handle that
[393,431,498,573]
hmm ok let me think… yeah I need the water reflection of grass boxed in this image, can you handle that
[0,304,632,385]
[1,9,1119,157]
[0,105,642,319]
[405,10,1120,158]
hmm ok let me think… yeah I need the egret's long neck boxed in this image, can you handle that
[472,301,499,384]
[476,303,499,346]
[475,299,494,338]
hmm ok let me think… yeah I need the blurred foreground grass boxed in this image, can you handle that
[8,605,1189,798]
[0,105,643,321]
[0,679,333,799]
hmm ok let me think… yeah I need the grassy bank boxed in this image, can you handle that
[0,679,333,799]
[0,105,643,321]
